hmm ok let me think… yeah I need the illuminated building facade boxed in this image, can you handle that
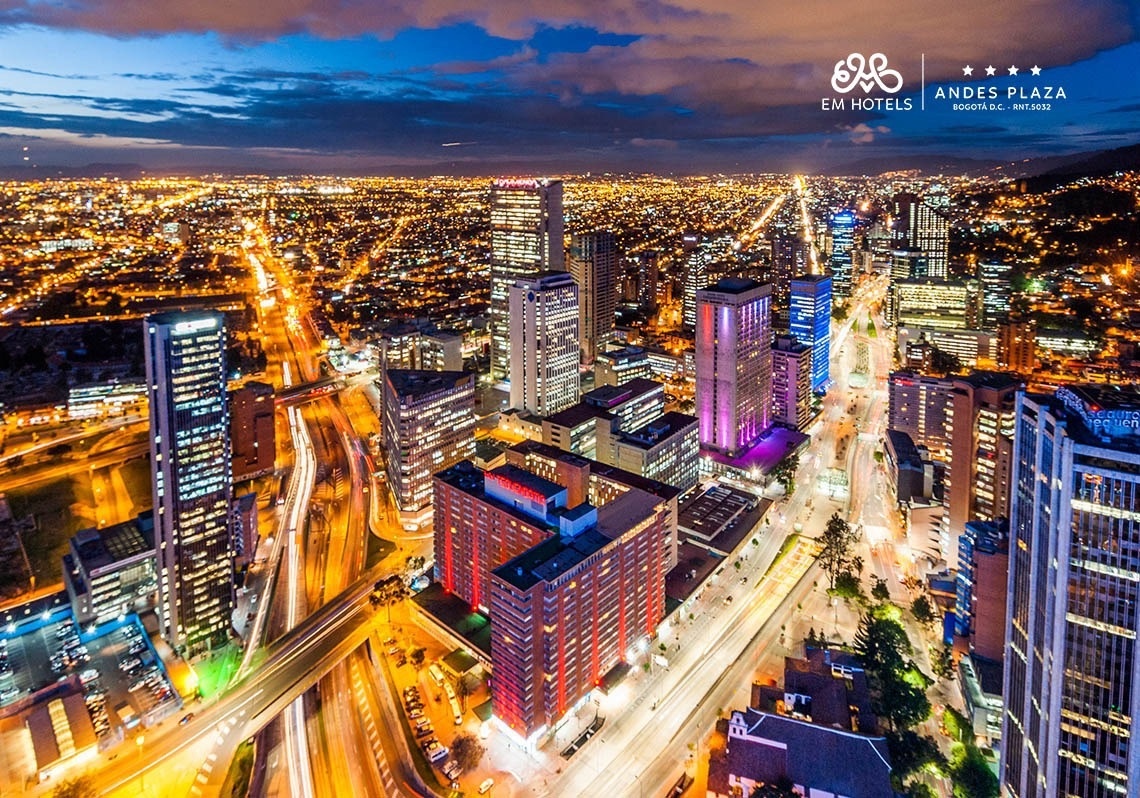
[771,334,813,431]
[509,271,580,417]
[977,261,1012,328]
[1001,386,1140,798]
[382,369,475,521]
[828,210,856,298]
[568,231,617,365]
[490,178,564,382]
[893,189,949,279]
[889,278,978,330]
[491,487,669,739]
[789,274,832,394]
[696,277,772,457]
[145,311,234,654]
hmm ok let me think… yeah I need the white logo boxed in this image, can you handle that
[831,53,903,94]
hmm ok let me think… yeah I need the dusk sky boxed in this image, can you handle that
[1,0,1139,174]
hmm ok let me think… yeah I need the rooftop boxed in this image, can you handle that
[544,401,610,429]
[620,411,697,449]
[71,516,154,574]
[486,463,566,501]
[385,368,472,399]
[493,487,662,590]
[700,276,766,296]
[582,377,661,409]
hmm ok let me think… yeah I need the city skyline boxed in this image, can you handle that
[0,2,1137,173]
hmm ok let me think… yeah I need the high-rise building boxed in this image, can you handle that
[382,369,475,522]
[1001,386,1140,798]
[977,261,1012,328]
[893,190,949,278]
[945,373,1019,564]
[771,334,814,431]
[695,277,772,457]
[682,238,711,333]
[636,251,659,313]
[954,519,1008,661]
[828,210,856,298]
[489,178,564,382]
[509,271,579,416]
[998,320,1036,373]
[144,311,234,654]
[789,274,832,394]
[887,372,955,461]
[378,319,463,373]
[229,381,276,483]
[490,486,669,738]
[769,232,808,328]
[568,231,618,365]
[432,445,676,740]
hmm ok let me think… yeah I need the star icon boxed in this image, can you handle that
[962,65,974,76]
[1008,65,1019,76]
[985,65,997,76]
[1030,65,1042,76]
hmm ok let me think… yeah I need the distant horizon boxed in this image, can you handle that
[0,1,1137,173]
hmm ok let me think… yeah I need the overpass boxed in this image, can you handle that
[91,566,386,796]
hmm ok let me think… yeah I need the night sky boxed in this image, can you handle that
[1,0,1138,174]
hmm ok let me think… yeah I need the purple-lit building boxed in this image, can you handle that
[695,277,772,457]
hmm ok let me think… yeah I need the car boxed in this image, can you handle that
[180,713,195,726]
[479,777,495,794]
[383,637,396,646]
[408,709,424,720]
[723,595,734,604]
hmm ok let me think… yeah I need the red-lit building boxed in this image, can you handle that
[431,441,676,739]
[433,462,570,613]
[491,487,669,738]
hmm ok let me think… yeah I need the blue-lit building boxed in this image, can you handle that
[954,519,1007,639]
[789,274,832,394]
[145,311,234,655]
[828,210,856,298]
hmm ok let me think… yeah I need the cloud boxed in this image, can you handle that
[843,123,889,144]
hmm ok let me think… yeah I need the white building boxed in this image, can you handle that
[509,271,579,417]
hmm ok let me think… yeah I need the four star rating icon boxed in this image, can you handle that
[963,64,1043,77]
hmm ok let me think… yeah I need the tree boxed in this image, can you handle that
[450,732,485,771]
[832,571,864,601]
[851,555,864,576]
[878,668,932,731]
[931,645,954,680]
[771,454,799,496]
[886,730,947,781]
[911,595,935,624]
[52,777,97,798]
[818,513,858,590]
[853,612,910,676]
[409,647,426,669]
[372,576,409,623]
[949,745,1000,798]
[871,577,890,602]
[456,671,481,710]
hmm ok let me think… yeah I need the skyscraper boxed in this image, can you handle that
[490,178,564,382]
[771,334,813,431]
[1001,386,1140,798]
[568,231,617,365]
[229,380,276,483]
[509,271,579,416]
[382,369,475,524]
[977,260,1013,329]
[695,277,772,457]
[789,274,832,394]
[828,210,856,298]
[893,190,950,279]
[145,311,234,655]
[768,232,808,329]
[682,237,710,333]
